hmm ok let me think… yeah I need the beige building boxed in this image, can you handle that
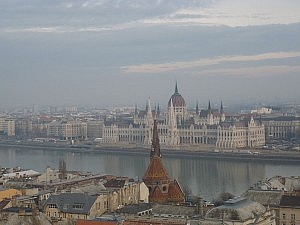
[43,193,107,220]
[0,117,15,136]
[104,178,149,212]
[47,120,87,140]
[0,189,22,201]
[279,195,300,225]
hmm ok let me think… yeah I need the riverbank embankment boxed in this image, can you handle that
[1,141,300,162]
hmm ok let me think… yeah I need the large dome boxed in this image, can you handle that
[168,84,186,107]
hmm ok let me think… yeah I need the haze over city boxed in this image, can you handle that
[1,0,300,109]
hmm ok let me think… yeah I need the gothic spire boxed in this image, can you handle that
[196,101,199,115]
[146,97,152,113]
[157,103,160,116]
[220,101,224,114]
[135,104,138,115]
[208,100,211,112]
[145,100,148,111]
[175,82,179,94]
[150,120,161,158]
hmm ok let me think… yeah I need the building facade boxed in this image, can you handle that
[0,117,15,136]
[262,117,300,141]
[279,195,300,225]
[47,120,87,140]
[102,84,265,149]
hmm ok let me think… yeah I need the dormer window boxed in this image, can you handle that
[73,203,84,209]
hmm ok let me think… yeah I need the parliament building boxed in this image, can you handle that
[102,84,265,149]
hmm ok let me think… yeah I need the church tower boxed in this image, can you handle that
[143,120,185,204]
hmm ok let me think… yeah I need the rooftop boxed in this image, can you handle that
[280,195,300,207]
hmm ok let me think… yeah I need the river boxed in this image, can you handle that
[1,146,300,201]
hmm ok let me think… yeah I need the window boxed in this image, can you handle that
[282,214,286,219]
[73,203,84,209]
[291,214,295,220]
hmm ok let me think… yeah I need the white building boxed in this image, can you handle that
[103,84,265,149]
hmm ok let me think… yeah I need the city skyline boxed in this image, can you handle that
[1,0,300,108]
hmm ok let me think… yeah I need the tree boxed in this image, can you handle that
[212,192,235,206]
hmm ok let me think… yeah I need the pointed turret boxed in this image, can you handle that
[220,101,224,114]
[208,100,212,113]
[196,101,199,115]
[134,104,138,115]
[146,98,151,113]
[156,103,160,117]
[150,120,161,158]
[168,99,176,128]
[175,82,179,94]
[145,97,154,123]
[145,100,149,112]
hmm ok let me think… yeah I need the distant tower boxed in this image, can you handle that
[220,101,225,122]
[196,101,199,115]
[134,104,138,116]
[143,120,185,204]
[145,98,154,126]
[220,101,223,114]
[208,100,211,113]
[156,103,160,117]
[167,99,179,146]
[207,100,214,125]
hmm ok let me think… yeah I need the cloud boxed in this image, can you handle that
[3,22,145,33]
[190,65,300,78]
[1,0,300,34]
[122,51,300,74]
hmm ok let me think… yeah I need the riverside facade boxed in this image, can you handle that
[102,84,265,149]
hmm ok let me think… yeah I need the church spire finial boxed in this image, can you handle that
[135,104,138,115]
[175,82,179,94]
[157,103,160,116]
[208,100,211,112]
[150,120,161,158]
[220,101,224,114]
[196,101,199,115]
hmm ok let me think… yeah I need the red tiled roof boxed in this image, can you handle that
[151,186,168,203]
[143,156,169,182]
[168,180,185,203]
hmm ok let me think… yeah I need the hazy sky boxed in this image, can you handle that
[1,0,300,109]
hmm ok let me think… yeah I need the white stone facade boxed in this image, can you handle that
[102,86,265,149]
